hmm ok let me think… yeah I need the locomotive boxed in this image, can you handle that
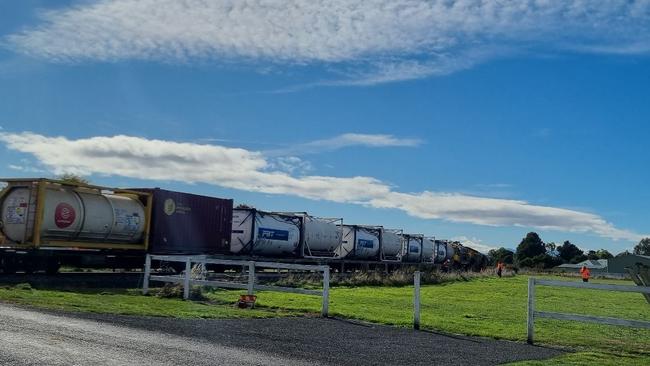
[0,178,487,273]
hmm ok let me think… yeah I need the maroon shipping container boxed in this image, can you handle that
[131,188,233,254]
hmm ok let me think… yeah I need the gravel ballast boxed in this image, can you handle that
[0,303,564,365]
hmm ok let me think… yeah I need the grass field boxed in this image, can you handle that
[0,284,300,319]
[207,275,650,365]
[0,275,648,365]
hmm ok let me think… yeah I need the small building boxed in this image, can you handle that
[556,259,608,274]
[554,254,650,276]
[607,254,650,275]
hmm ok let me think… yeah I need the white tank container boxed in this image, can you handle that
[380,229,403,260]
[421,237,435,263]
[336,225,380,259]
[402,235,423,262]
[230,209,301,256]
[0,185,145,244]
[302,216,342,257]
[434,240,455,263]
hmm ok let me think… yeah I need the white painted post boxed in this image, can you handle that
[183,258,191,300]
[322,267,330,317]
[527,277,536,344]
[247,262,255,295]
[414,271,421,330]
[142,254,151,295]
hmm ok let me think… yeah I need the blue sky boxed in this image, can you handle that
[1,1,649,253]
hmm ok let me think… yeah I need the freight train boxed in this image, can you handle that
[0,178,487,273]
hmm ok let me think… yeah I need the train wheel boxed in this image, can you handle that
[45,259,61,275]
[1,257,17,274]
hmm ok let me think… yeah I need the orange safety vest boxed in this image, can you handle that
[580,267,590,279]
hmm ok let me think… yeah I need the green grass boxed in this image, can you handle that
[1,275,648,365]
[0,285,300,319]
[206,275,650,365]
[507,351,650,366]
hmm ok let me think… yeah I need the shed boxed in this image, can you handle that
[556,259,608,273]
[607,254,650,274]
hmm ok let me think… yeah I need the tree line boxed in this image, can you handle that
[488,233,650,269]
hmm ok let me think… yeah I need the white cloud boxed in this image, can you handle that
[5,1,650,85]
[0,131,644,242]
[267,133,422,156]
[269,156,313,175]
[450,236,500,254]
[8,164,46,173]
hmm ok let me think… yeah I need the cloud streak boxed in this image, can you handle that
[5,1,650,85]
[0,131,643,242]
[267,133,422,156]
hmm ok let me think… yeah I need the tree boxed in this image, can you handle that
[235,203,255,209]
[595,249,613,259]
[488,247,514,265]
[586,250,599,260]
[634,238,650,256]
[515,232,546,266]
[557,241,584,263]
[545,242,557,254]
[57,173,90,185]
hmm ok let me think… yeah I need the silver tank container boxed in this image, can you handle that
[301,215,342,257]
[335,225,380,259]
[0,185,145,244]
[434,240,455,263]
[380,229,403,261]
[230,209,301,256]
[402,234,423,262]
[421,237,435,263]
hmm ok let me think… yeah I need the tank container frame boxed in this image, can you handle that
[0,178,152,251]
[380,228,404,262]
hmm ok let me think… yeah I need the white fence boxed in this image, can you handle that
[527,277,650,344]
[143,254,330,317]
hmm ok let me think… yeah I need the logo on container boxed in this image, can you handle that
[54,203,76,228]
[357,239,375,249]
[163,198,176,216]
[258,228,289,241]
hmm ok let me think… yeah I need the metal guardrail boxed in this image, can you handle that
[142,254,331,317]
[527,278,650,344]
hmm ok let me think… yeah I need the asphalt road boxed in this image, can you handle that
[0,303,563,365]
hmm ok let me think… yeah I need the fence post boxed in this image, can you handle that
[322,266,330,317]
[142,254,151,295]
[414,271,421,330]
[247,261,255,295]
[527,277,536,344]
[184,257,191,300]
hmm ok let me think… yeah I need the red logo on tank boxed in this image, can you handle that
[54,203,76,228]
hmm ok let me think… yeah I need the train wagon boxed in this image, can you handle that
[0,178,233,273]
[0,178,152,273]
[0,177,487,273]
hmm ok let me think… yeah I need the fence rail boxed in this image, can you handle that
[527,277,650,344]
[143,254,330,317]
